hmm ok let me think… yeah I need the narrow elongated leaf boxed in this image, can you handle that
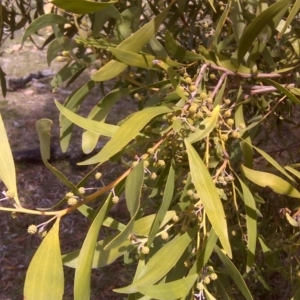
[24,219,63,300]
[36,119,78,192]
[50,0,117,14]
[0,114,19,206]
[285,165,300,180]
[105,161,144,250]
[0,66,6,97]
[241,165,300,198]
[59,80,97,152]
[187,105,220,144]
[56,100,118,137]
[185,140,232,258]
[82,88,129,154]
[91,5,172,81]
[214,246,254,300]
[291,286,300,300]
[74,196,112,300]
[114,229,196,294]
[241,138,295,182]
[236,174,257,272]
[237,0,291,64]
[147,162,175,246]
[261,78,300,105]
[22,14,69,44]
[78,105,173,165]
[137,275,198,300]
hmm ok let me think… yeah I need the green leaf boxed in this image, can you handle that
[24,219,64,300]
[214,246,254,300]
[63,232,134,268]
[74,195,112,300]
[82,88,129,154]
[237,0,291,65]
[147,162,175,246]
[291,286,300,299]
[241,165,300,198]
[55,100,118,138]
[50,0,117,14]
[109,48,182,68]
[105,161,144,250]
[187,105,220,144]
[0,114,19,206]
[91,5,172,81]
[35,119,78,192]
[137,275,198,300]
[78,105,173,165]
[260,78,300,105]
[285,165,300,180]
[185,139,232,258]
[236,174,257,272]
[22,14,69,44]
[114,229,196,294]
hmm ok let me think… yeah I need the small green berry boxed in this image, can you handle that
[224,110,232,117]
[204,277,211,284]
[112,196,119,203]
[206,97,213,103]
[185,77,192,84]
[224,98,231,105]
[141,246,150,254]
[78,187,85,194]
[220,134,228,141]
[200,92,207,100]
[231,131,240,139]
[189,104,198,113]
[161,231,169,240]
[209,73,216,80]
[150,172,157,180]
[27,224,38,235]
[189,85,197,92]
[68,197,78,206]
[95,172,102,180]
[147,148,155,155]
[65,192,74,199]
[227,118,234,126]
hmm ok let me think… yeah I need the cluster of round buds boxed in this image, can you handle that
[112,196,119,204]
[27,224,38,235]
[95,172,102,180]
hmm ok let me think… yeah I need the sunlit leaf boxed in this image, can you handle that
[185,139,232,258]
[50,0,117,14]
[137,275,198,300]
[74,195,112,300]
[24,219,63,300]
[0,114,19,206]
[241,165,300,198]
[78,105,173,165]
[214,246,254,300]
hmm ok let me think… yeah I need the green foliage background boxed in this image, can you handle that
[2,0,300,299]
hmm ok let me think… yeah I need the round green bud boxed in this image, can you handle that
[189,85,197,92]
[189,104,198,113]
[147,148,155,155]
[224,110,232,117]
[185,77,192,84]
[95,172,102,180]
[200,92,207,100]
[150,172,157,180]
[143,160,150,168]
[141,246,150,254]
[206,97,213,103]
[78,187,85,194]
[224,98,231,105]
[62,50,70,57]
[197,282,205,290]
[27,224,38,235]
[220,134,228,141]
[161,231,169,240]
[227,118,234,126]
[112,196,119,203]
[209,73,216,80]
[210,273,218,280]
[204,276,211,284]
[68,197,78,206]
[231,131,240,139]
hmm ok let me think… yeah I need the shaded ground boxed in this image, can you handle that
[0,30,137,299]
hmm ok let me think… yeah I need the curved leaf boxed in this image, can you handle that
[241,165,300,198]
[0,114,19,205]
[22,14,69,44]
[50,0,117,14]
[137,275,198,300]
[185,139,232,258]
[237,0,291,65]
[24,219,63,300]
[78,105,173,165]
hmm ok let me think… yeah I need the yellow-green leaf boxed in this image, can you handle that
[241,165,300,198]
[24,219,63,300]
[78,105,173,165]
[187,105,220,144]
[137,275,198,300]
[185,139,232,258]
[0,114,19,206]
[74,195,112,300]
[214,246,254,300]
[50,0,117,14]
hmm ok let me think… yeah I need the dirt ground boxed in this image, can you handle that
[0,31,137,299]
